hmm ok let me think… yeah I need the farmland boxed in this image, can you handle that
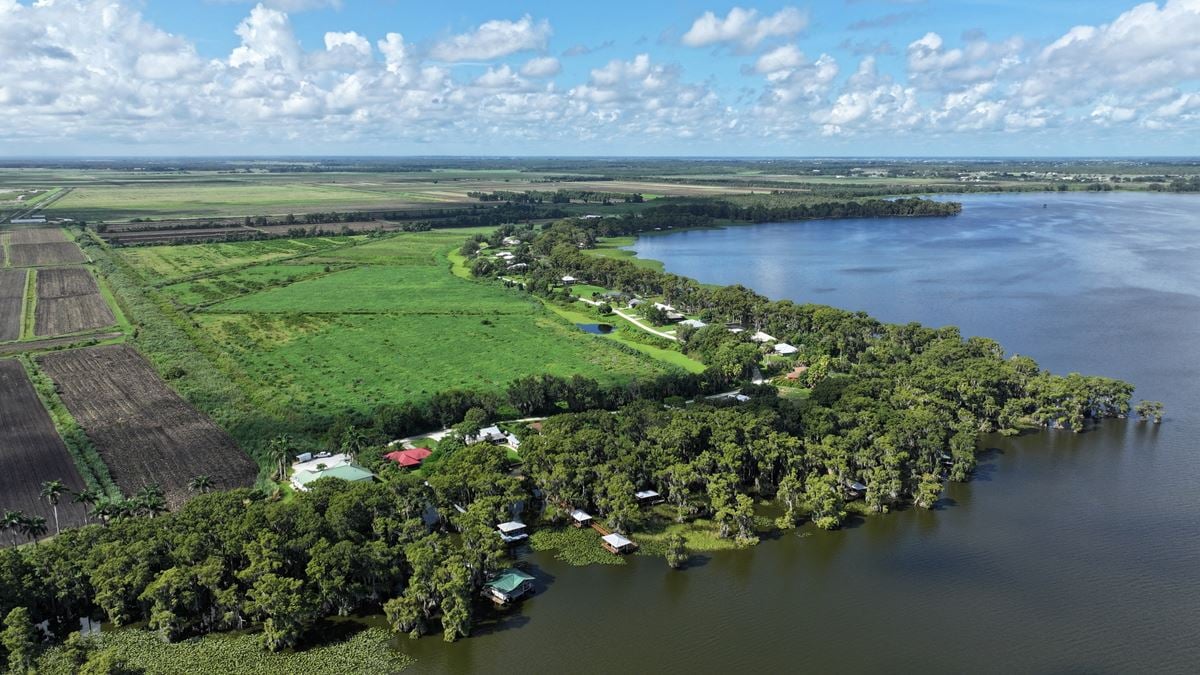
[0,269,26,341]
[37,345,259,507]
[33,266,116,336]
[0,359,89,538]
[8,241,87,267]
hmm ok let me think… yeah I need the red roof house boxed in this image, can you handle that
[385,448,432,467]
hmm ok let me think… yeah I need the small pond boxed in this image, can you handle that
[576,323,614,334]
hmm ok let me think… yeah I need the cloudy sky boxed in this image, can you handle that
[2,0,1200,156]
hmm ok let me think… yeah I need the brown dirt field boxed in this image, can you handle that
[8,241,87,267]
[0,269,26,342]
[33,267,115,337]
[9,228,68,245]
[38,345,258,507]
[0,359,89,543]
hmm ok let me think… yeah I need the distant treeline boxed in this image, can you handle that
[468,189,644,204]
[579,197,961,237]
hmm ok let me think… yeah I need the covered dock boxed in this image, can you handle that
[497,521,529,543]
[601,532,638,555]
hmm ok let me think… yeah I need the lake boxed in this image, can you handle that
[400,192,1200,673]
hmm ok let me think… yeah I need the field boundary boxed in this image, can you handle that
[1,232,9,267]
[21,268,36,339]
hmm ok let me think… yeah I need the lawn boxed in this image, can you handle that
[584,236,665,271]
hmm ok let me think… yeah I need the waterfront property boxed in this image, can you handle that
[484,568,536,605]
[498,521,529,543]
[570,509,593,527]
[601,532,637,555]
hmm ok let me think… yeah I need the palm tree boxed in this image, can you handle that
[2,510,23,547]
[135,484,168,518]
[19,515,48,544]
[267,435,291,482]
[72,488,102,525]
[188,475,214,494]
[91,500,115,525]
[40,479,66,535]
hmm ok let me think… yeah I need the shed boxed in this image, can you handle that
[601,532,637,554]
[569,509,593,527]
[773,342,799,355]
[497,521,529,543]
[484,568,535,604]
[634,489,663,505]
[385,447,431,468]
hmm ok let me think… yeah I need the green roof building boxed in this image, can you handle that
[291,464,375,491]
[484,568,536,604]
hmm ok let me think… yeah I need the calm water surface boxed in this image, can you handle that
[401,192,1200,673]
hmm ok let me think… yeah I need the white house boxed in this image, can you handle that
[750,331,776,343]
[679,319,707,329]
[773,342,799,355]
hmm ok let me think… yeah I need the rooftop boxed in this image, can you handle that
[292,464,375,487]
[602,533,633,549]
[497,521,527,533]
[485,568,535,594]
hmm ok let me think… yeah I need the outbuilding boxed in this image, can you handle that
[569,509,593,527]
[601,532,637,554]
[497,521,529,543]
[773,342,799,355]
[750,331,776,343]
[634,489,663,505]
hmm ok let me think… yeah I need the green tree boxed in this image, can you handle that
[2,606,38,675]
[805,473,845,530]
[1135,400,1164,423]
[913,473,943,510]
[1,511,22,548]
[664,532,688,569]
[188,475,214,494]
[40,479,66,535]
[244,573,316,652]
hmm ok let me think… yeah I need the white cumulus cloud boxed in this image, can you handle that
[430,15,551,62]
[682,7,807,51]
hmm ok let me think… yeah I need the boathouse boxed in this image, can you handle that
[485,568,536,604]
[601,532,637,555]
[497,521,529,543]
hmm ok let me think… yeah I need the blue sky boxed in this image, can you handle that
[2,0,1199,156]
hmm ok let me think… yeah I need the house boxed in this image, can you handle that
[495,251,514,260]
[569,509,593,527]
[634,489,663,505]
[664,311,686,322]
[484,568,535,604]
[468,425,507,444]
[627,298,643,308]
[384,447,431,468]
[497,521,529,543]
[652,302,675,312]
[750,331,776,343]
[561,275,578,283]
[601,532,637,554]
[507,262,528,270]
[773,342,799,355]
[501,236,522,246]
[290,453,376,491]
[845,480,868,500]
[679,319,707,329]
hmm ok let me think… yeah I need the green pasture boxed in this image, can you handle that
[120,236,360,283]
[161,263,332,306]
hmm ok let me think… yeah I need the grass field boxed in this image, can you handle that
[121,236,361,283]
[161,263,333,306]
[121,228,684,422]
[584,236,665,271]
